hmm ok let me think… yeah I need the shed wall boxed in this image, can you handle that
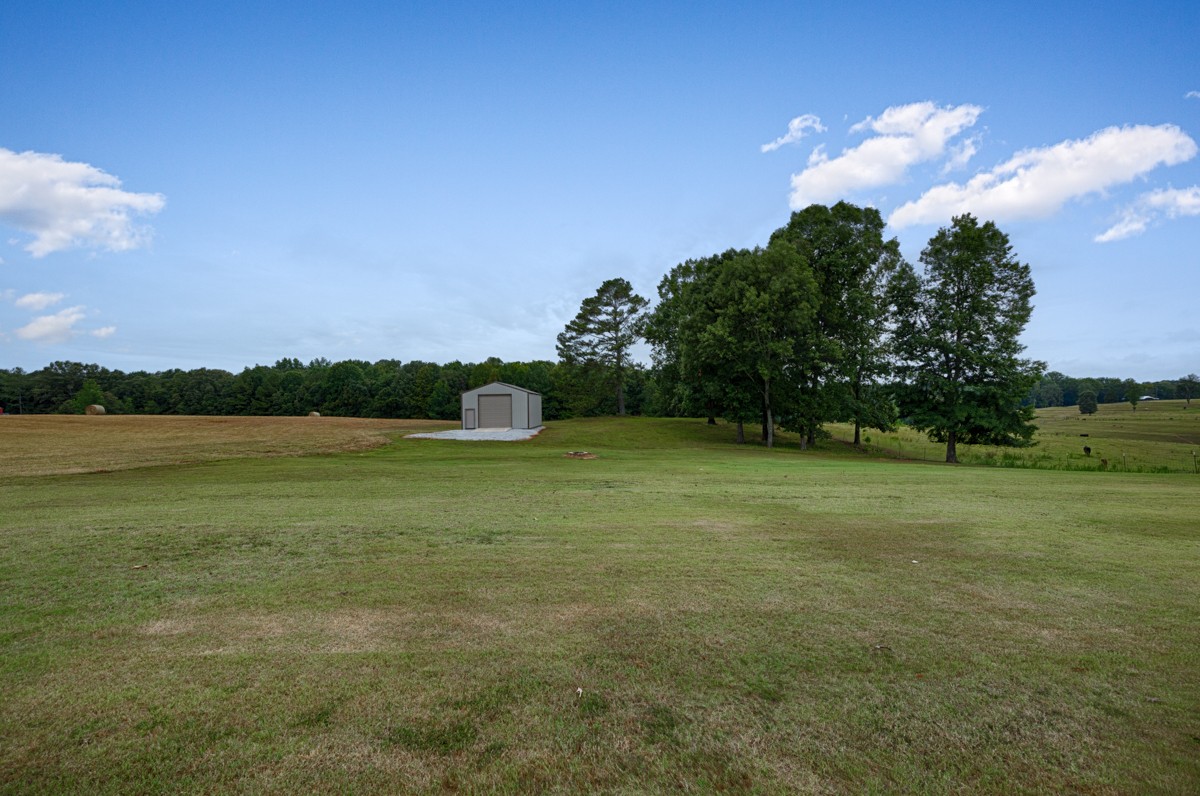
[460,382,543,430]
[528,393,542,427]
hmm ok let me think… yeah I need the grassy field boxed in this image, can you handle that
[0,415,452,477]
[828,399,1200,473]
[1,416,1198,793]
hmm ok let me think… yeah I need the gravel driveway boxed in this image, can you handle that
[405,426,545,441]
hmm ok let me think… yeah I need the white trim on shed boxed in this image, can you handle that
[460,382,542,430]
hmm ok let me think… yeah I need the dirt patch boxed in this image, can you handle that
[564,451,597,459]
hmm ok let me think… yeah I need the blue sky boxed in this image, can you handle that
[2,1,1198,380]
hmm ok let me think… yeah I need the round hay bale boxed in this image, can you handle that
[308,411,321,417]
[85,404,106,415]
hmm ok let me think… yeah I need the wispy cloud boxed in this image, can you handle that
[14,305,87,343]
[940,137,979,175]
[761,114,826,153]
[14,291,65,311]
[1187,91,1200,100]
[1096,186,1200,242]
[91,325,117,339]
[0,148,165,257]
[889,124,1197,228]
[787,101,982,209]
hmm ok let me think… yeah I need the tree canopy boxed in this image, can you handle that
[889,214,1043,463]
[556,278,649,415]
[769,201,900,446]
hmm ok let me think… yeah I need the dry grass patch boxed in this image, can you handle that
[0,414,453,476]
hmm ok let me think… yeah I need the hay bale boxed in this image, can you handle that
[85,404,106,415]
[308,411,321,417]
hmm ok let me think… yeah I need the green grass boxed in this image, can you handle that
[2,417,1198,793]
[829,399,1200,473]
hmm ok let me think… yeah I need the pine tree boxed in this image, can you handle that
[556,278,649,415]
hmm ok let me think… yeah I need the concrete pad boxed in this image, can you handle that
[405,426,545,441]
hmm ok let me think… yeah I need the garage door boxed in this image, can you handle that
[477,394,512,429]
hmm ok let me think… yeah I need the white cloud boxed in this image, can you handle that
[14,305,86,343]
[761,114,826,153]
[91,325,117,338]
[1096,185,1200,242]
[1093,214,1149,243]
[1187,91,1200,100]
[0,148,165,257]
[788,102,982,209]
[941,137,979,175]
[889,124,1198,228]
[14,291,65,311]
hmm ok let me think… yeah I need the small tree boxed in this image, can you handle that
[1178,373,1199,406]
[72,379,106,414]
[1077,390,1098,415]
[556,278,649,415]
[1125,380,1141,411]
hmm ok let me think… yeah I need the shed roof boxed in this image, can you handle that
[461,381,541,396]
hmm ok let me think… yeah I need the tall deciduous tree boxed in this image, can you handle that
[646,250,751,430]
[769,202,900,447]
[890,214,1043,463]
[556,278,649,415]
[699,244,817,448]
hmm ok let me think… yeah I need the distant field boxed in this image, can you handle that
[0,415,454,477]
[1,416,1197,793]
[830,399,1200,473]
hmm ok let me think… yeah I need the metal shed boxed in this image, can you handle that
[460,382,542,430]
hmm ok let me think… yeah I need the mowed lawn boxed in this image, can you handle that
[1,417,1197,794]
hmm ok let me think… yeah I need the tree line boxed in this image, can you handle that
[1029,371,1198,408]
[0,357,656,420]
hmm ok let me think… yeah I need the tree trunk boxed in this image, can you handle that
[853,421,861,447]
[761,404,768,441]
[616,352,625,415]
[736,420,745,444]
[946,429,958,463]
[764,383,774,448]
[806,427,816,448]
[799,425,807,451]
[706,400,716,425]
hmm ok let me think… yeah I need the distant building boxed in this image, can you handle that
[460,382,542,430]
